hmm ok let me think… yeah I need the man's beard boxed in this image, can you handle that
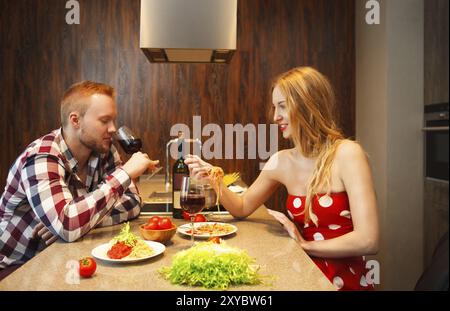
[79,129,110,154]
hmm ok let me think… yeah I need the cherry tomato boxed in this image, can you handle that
[194,214,206,222]
[208,236,221,244]
[79,257,96,278]
[182,211,190,220]
[158,217,173,230]
[144,222,160,230]
[148,216,161,225]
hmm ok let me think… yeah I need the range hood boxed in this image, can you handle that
[140,0,237,63]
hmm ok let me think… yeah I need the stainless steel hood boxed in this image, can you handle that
[140,0,237,63]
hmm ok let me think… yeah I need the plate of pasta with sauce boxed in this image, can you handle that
[177,222,238,238]
[91,222,165,263]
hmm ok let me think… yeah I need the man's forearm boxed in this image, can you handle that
[96,187,141,227]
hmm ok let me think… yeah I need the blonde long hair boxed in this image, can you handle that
[272,67,345,226]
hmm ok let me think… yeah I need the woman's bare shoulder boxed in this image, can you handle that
[335,140,368,166]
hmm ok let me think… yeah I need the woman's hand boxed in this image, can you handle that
[184,154,214,182]
[267,209,306,245]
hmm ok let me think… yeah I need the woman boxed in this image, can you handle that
[185,66,379,291]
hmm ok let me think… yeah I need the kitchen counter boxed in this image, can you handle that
[0,177,335,291]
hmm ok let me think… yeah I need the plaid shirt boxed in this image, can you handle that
[0,128,141,268]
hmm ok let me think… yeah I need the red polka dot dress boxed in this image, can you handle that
[286,192,374,291]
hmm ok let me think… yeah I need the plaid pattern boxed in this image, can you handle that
[0,129,141,268]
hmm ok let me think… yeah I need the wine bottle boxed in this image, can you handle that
[172,134,189,219]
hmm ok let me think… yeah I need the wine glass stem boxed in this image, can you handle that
[190,215,195,246]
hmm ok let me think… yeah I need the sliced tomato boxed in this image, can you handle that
[79,257,97,278]
[208,236,221,244]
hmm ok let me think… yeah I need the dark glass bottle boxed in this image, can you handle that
[172,135,189,219]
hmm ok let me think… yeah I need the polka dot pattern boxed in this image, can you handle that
[328,224,341,230]
[333,276,344,289]
[360,275,368,287]
[313,232,324,241]
[293,197,302,208]
[286,192,373,290]
[318,195,333,208]
[340,210,351,219]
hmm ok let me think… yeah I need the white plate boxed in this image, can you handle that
[228,185,247,194]
[177,222,238,238]
[91,240,165,263]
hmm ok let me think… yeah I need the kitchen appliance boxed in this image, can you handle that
[140,0,237,63]
[423,102,449,181]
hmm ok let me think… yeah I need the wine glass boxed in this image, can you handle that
[114,126,142,154]
[180,176,206,246]
[202,184,219,220]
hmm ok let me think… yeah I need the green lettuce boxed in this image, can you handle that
[159,241,267,290]
[111,222,138,247]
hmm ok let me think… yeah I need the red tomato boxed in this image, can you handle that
[148,216,161,225]
[144,222,160,230]
[182,211,190,220]
[208,236,221,244]
[79,257,96,278]
[194,214,206,222]
[158,217,173,230]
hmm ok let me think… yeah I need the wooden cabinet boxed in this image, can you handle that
[423,0,449,268]
[424,179,449,267]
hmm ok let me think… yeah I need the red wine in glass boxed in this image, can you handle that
[180,194,206,214]
[180,177,206,246]
[115,126,142,154]
[117,138,142,154]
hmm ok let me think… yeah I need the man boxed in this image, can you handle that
[0,81,158,279]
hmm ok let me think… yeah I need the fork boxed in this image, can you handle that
[223,172,240,186]
[142,166,163,181]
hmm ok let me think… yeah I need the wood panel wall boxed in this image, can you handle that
[0,0,355,211]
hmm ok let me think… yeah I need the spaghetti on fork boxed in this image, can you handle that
[207,166,224,211]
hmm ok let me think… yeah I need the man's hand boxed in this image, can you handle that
[32,222,58,246]
[122,152,159,180]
